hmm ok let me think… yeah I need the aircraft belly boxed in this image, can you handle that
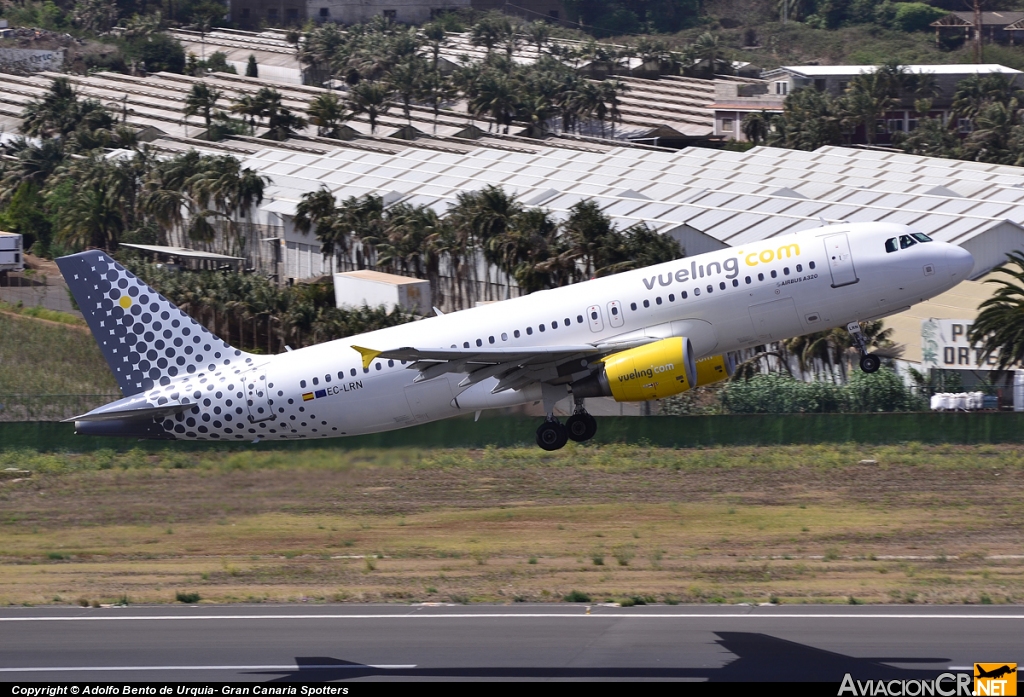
[340,372,418,432]
[404,376,458,421]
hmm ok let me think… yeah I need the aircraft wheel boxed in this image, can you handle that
[860,353,881,373]
[566,412,597,442]
[537,420,568,451]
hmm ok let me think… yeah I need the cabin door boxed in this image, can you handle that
[823,233,860,288]
[244,367,273,423]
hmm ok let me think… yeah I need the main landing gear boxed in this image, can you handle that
[536,419,568,451]
[536,402,597,451]
[847,321,881,373]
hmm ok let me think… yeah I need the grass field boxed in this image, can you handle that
[0,443,1021,607]
[0,312,119,421]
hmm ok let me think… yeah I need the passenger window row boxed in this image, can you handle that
[627,261,816,311]
[295,258,824,391]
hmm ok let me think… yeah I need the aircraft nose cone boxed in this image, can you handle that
[947,245,974,279]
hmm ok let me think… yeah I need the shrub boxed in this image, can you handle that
[175,591,201,603]
[887,2,945,32]
[720,369,923,414]
[564,590,591,602]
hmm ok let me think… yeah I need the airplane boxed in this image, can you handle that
[57,221,974,450]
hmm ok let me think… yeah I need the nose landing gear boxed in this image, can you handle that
[847,321,881,373]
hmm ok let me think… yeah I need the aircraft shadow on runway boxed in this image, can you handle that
[250,632,951,681]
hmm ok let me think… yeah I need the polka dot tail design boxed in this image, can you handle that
[56,250,263,441]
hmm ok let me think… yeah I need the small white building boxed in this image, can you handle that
[0,231,24,273]
[334,269,432,316]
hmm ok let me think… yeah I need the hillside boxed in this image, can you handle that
[0,312,119,420]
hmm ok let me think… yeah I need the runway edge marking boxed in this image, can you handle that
[2,613,1024,621]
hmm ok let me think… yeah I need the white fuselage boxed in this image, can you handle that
[209,221,969,442]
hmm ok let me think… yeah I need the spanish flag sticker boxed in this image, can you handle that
[302,392,314,401]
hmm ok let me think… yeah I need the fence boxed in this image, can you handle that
[0,271,81,316]
[4,412,1024,452]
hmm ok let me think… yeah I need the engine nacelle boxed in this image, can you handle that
[695,353,737,387]
[572,337,697,402]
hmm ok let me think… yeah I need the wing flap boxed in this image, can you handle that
[351,338,657,394]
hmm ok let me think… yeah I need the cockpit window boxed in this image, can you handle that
[911,233,933,243]
[885,238,898,253]
[899,235,917,249]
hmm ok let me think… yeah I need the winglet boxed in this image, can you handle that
[351,345,382,369]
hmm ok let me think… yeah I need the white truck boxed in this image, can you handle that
[0,231,23,273]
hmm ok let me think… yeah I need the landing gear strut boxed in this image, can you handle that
[847,321,880,373]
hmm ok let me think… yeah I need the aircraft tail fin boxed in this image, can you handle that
[56,250,255,397]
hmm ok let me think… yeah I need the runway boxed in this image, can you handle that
[1,605,1021,682]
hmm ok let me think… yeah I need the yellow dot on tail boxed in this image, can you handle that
[119,296,132,309]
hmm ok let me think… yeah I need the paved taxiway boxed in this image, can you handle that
[1,605,1021,681]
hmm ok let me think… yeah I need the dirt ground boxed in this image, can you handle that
[0,443,1021,606]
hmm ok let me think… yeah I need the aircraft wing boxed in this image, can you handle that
[352,338,654,393]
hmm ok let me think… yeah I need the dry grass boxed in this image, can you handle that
[1,443,1022,606]
[0,313,118,395]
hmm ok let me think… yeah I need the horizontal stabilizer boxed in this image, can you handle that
[64,402,194,424]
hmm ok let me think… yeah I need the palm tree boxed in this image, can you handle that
[517,93,555,138]
[421,22,447,71]
[183,82,223,138]
[488,207,557,294]
[123,12,161,41]
[56,181,124,250]
[255,87,307,140]
[558,199,613,280]
[298,22,346,87]
[689,33,730,77]
[774,87,843,150]
[0,138,66,199]
[447,185,523,301]
[470,15,510,55]
[335,194,384,269]
[741,111,770,145]
[347,81,393,135]
[295,187,343,255]
[229,92,264,134]
[469,72,519,133]
[951,73,1021,124]
[308,92,348,138]
[969,251,1024,370]
[21,77,113,141]
[387,56,425,124]
[526,21,550,58]
[418,69,456,134]
[599,79,628,138]
[962,99,1021,164]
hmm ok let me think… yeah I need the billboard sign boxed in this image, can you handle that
[921,318,1013,371]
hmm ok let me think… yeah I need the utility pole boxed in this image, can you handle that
[974,0,983,63]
